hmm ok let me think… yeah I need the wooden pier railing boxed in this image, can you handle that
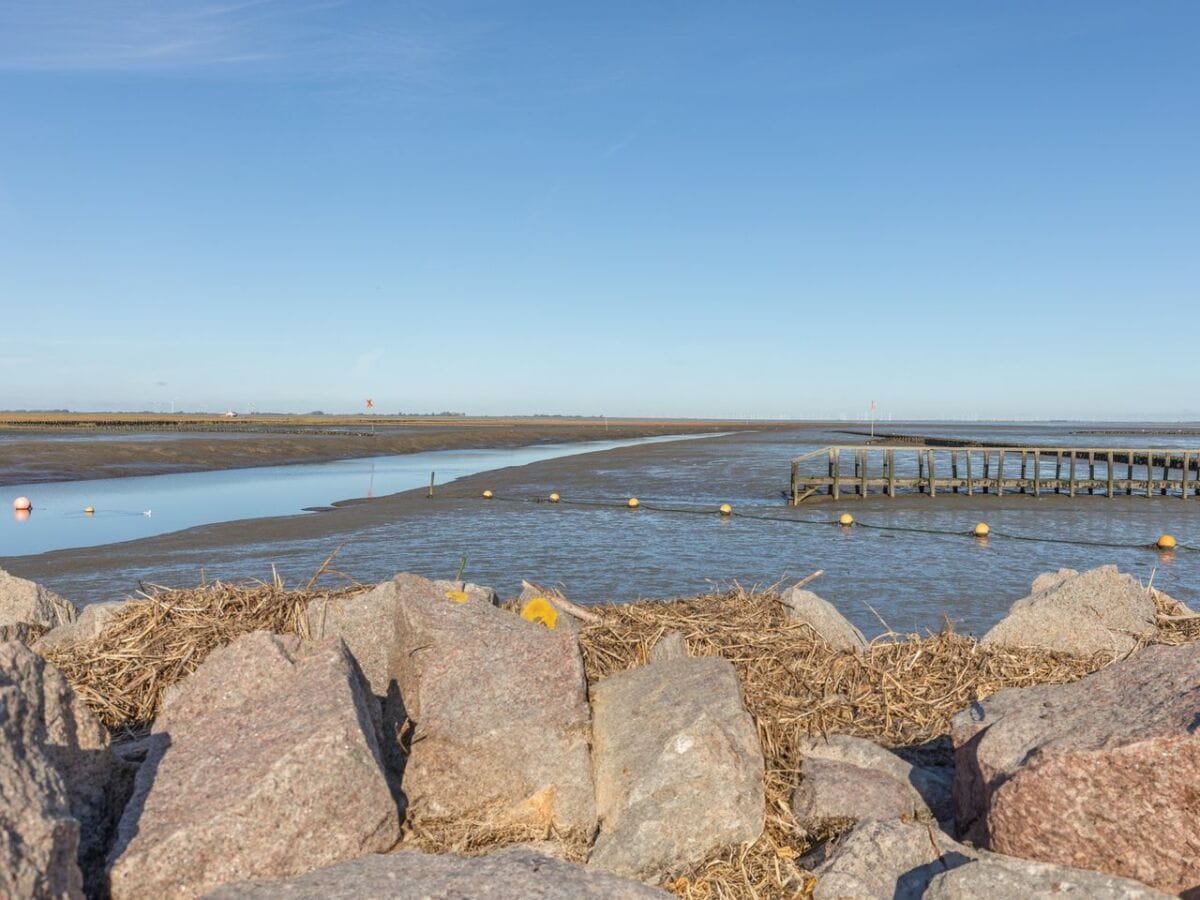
[789,446,1200,505]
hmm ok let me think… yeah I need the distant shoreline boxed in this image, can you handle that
[0,417,802,487]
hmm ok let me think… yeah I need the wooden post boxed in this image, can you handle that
[966,450,974,496]
[1128,452,1135,495]
[1162,454,1171,496]
[1055,451,1063,493]
[952,450,960,493]
[1088,451,1095,495]
[791,460,798,505]
[860,449,868,496]
[828,449,835,497]
[1106,451,1115,497]
[428,471,436,497]
[1033,450,1041,497]
[928,449,936,497]
[997,450,1005,496]
[1019,451,1028,493]
[917,450,925,493]
[983,450,991,494]
[1069,451,1076,498]
[1145,453,1153,497]
[888,449,896,497]
[1184,452,1191,500]
[832,450,840,501]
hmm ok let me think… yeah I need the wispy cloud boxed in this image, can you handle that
[0,0,448,81]
[599,130,638,161]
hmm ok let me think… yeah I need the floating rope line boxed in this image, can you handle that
[430,490,1199,554]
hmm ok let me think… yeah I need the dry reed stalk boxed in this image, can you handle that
[40,581,370,734]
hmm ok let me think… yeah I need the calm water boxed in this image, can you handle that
[6,424,1200,637]
[0,434,716,557]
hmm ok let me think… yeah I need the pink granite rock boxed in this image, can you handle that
[391,573,596,833]
[0,643,84,899]
[0,641,128,897]
[204,848,669,899]
[589,656,764,879]
[107,632,399,899]
[952,642,1200,894]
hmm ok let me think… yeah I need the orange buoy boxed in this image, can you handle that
[719,503,732,516]
[839,513,854,527]
[1157,534,1177,551]
[549,492,561,503]
[627,497,640,509]
[482,490,493,499]
[84,506,95,515]
[13,496,31,511]
[973,522,990,537]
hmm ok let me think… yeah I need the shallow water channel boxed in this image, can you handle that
[0,434,715,558]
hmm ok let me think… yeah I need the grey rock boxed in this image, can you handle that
[203,848,669,899]
[812,820,978,900]
[1029,568,1079,594]
[305,579,407,782]
[0,620,49,644]
[107,632,399,899]
[792,758,923,827]
[589,656,765,880]
[797,734,954,830]
[981,564,1156,656]
[0,641,129,897]
[0,568,78,630]
[391,573,596,832]
[0,643,85,900]
[649,630,688,662]
[951,641,1200,894]
[781,586,867,652]
[925,856,1171,899]
[431,579,499,606]
[34,600,129,653]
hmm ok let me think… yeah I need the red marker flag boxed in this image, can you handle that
[366,399,374,410]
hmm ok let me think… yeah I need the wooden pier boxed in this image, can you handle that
[789,446,1200,505]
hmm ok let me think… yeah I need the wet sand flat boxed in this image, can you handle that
[0,417,794,486]
[6,427,1198,638]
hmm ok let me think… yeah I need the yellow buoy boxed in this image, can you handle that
[482,490,493,499]
[444,590,470,604]
[84,506,95,515]
[839,513,854,527]
[1157,534,1177,551]
[973,522,990,537]
[549,492,561,503]
[521,596,559,629]
[719,503,732,516]
[627,497,640,509]
[13,496,31,511]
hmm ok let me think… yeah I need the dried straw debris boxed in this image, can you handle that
[39,580,369,735]
[30,576,1199,899]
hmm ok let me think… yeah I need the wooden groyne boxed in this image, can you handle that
[789,446,1200,504]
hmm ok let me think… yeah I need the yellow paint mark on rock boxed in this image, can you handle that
[444,590,470,603]
[521,596,559,629]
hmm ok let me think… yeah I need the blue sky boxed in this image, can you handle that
[1,2,1197,419]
